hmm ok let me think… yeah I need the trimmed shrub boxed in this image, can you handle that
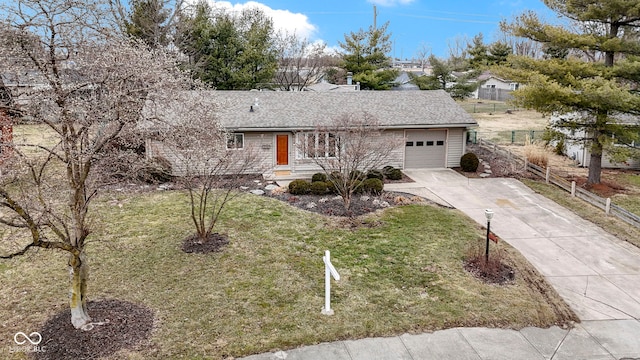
[311,172,327,183]
[460,152,479,172]
[351,180,365,194]
[366,169,384,180]
[288,179,310,195]
[349,170,366,181]
[362,178,383,195]
[329,171,343,182]
[382,165,395,176]
[325,180,339,195]
[310,181,328,195]
[386,168,403,180]
[140,157,174,183]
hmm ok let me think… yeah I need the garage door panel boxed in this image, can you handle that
[405,130,446,168]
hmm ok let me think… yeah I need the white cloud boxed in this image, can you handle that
[204,1,317,40]
[367,0,415,6]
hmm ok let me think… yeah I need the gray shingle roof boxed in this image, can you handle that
[194,90,477,131]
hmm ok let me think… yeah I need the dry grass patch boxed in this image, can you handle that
[0,191,576,359]
[524,143,549,168]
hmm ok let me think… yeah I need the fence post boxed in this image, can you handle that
[605,198,611,215]
[571,181,576,197]
[530,130,535,141]
[511,131,515,144]
[545,167,550,184]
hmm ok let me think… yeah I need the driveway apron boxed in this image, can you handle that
[401,169,640,322]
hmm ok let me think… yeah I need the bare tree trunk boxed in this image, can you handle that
[69,252,91,329]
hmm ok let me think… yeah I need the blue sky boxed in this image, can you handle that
[205,0,557,59]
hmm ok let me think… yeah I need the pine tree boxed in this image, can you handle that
[175,1,277,89]
[500,0,640,184]
[124,0,171,48]
[339,22,398,90]
[467,33,489,69]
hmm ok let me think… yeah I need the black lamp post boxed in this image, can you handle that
[484,209,494,263]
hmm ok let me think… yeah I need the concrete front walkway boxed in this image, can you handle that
[240,170,640,360]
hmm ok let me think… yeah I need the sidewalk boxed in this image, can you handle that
[242,321,640,360]
[240,170,640,360]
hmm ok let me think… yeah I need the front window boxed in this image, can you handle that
[227,133,244,150]
[298,132,339,159]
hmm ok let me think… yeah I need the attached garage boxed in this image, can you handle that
[404,129,447,168]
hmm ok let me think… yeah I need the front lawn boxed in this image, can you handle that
[0,190,575,359]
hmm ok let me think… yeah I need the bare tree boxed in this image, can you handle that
[300,112,404,212]
[495,30,543,58]
[446,34,469,70]
[414,42,431,72]
[274,32,327,91]
[0,0,190,329]
[142,92,261,243]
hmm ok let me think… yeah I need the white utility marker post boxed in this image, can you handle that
[321,250,340,316]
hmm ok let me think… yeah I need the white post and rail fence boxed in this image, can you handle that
[477,138,640,230]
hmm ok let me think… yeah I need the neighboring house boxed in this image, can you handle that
[143,90,478,178]
[392,72,420,91]
[474,71,518,101]
[556,113,640,170]
[305,72,360,92]
[305,81,360,92]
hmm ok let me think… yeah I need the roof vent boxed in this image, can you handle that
[250,105,254,112]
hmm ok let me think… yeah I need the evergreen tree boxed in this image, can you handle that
[175,1,277,89]
[488,41,512,65]
[339,22,398,90]
[411,55,478,99]
[500,0,640,184]
[467,33,489,69]
[124,0,171,48]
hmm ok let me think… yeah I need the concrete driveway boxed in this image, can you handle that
[394,169,640,321]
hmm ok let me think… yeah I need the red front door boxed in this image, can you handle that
[276,135,288,165]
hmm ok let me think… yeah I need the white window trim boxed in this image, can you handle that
[226,133,244,150]
[296,132,339,159]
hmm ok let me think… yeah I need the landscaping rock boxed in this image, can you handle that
[250,189,265,195]
[305,202,317,209]
[240,186,249,190]
[264,184,278,191]
[480,173,491,178]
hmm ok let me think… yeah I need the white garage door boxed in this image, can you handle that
[404,130,447,168]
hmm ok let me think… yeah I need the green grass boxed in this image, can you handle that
[523,179,640,248]
[0,191,575,359]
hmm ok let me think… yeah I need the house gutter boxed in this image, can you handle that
[227,123,478,132]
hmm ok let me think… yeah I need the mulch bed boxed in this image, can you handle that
[464,258,516,285]
[182,233,230,254]
[35,299,153,360]
[266,191,423,217]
